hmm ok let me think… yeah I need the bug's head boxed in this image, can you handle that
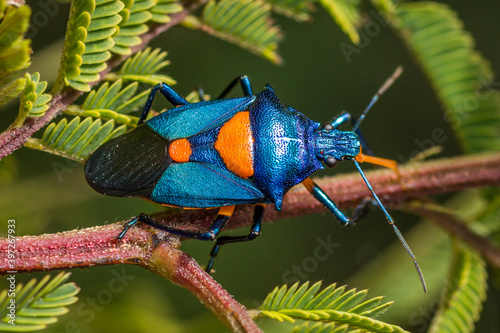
[313,124,361,168]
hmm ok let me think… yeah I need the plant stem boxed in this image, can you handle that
[148,240,262,333]
[0,224,260,332]
[407,201,500,267]
[1,152,498,331]
[1,152,499,274]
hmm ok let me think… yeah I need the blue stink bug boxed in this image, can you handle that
[85,67,427,291]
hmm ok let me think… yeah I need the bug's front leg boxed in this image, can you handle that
[302,177,371,226]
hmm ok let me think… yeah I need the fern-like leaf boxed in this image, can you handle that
[109,47,176,85]
[266,0,314,22]
[150,0,183,23]
[319,0,362,44]
[57,0,124,92]
[0,272,79,331]
[292,322,351,333]
[0,2,31,92]
[28,116,127,160]
[256,281,406,333]
[15,73,52,125]
[184,0,283,64]
[428,246,487,333]
[387,2,500,153]
[65,80,148,125]
[111,0,153,55]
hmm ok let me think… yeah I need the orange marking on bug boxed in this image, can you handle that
[169,138,192,162]
[215,112,254,178]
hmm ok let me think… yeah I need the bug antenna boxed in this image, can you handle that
[352,66,403,132]
[353,160,427,292]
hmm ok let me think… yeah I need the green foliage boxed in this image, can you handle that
[58,0,123,92]
[0,76,26,107]
[150,0,183,24]
[256,281,406,333]
[183,0,283,64]
[389,2,500,153]
[109,47,176,85]
[65,80,147,124]
[266,0,314,22]
[428,246,487,333]
[16,73,52,125]
[0,272,79,331]
[319,0,362,44]
[111,0,154,55]
[0,2,31,101]
[291,322,353,333]
[35,116,127,160]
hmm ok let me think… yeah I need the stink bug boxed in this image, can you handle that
[85,68,426,291]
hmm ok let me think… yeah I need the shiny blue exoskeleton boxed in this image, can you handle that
[85,69,426,291]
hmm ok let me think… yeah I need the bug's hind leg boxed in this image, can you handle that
[117,206,236,241]
[206,204,265,273]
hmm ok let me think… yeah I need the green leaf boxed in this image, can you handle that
[111,0,153,55]
[387,2,500,153]
[112,47,176,85]
[428,245,487,333]
[292,322,350,333]
[14,73,52,126]
[0,4,31,88]
[319,0,362,44]
[66,79,145,122]
[184,0,283,64]
[150,0,183,23]
[57,0,124,92]
[0,272,80,332]
[0,76,26,107]
[257,281,406,332]
[266,0,314,22]
[34,116,127,160]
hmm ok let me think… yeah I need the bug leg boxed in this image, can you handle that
[194,86,208,101]
[302,177,376,226]
[206,204,265,273]
[139,83,190,125]
[217,75,253,99]
[117,206,235,241]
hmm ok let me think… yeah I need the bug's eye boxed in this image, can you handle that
[323,123,333,131]
[326,157,337,168]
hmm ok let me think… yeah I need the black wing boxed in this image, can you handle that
[85,125,171,197]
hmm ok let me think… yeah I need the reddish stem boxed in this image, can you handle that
[1,152,499,331]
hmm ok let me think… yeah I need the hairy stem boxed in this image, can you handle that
[1,152,498,331]
[1,152,499,273]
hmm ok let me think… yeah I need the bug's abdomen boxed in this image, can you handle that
[85,125,171,197]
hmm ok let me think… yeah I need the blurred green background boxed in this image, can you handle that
[1,1,500,332]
